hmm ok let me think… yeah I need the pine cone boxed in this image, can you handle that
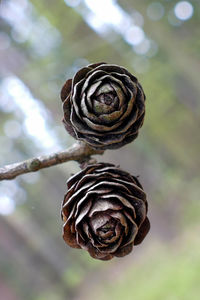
[61,163,150,261]
[61,63,146,150]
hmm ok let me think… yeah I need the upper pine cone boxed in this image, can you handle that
[61,163,150,261]
[61,63,146,150]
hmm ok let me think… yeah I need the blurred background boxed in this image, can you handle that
[0,0,200,299]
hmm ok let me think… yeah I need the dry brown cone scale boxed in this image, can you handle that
[61,62,146,150]
[61,163,150,260]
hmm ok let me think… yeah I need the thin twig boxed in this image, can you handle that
[0,142,104,181]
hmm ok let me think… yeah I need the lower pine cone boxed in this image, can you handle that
[61,163,150,260]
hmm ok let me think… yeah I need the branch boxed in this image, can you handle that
[0,142,104,181]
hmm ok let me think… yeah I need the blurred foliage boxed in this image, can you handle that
[83,228,200,300]
[0,0,199,299]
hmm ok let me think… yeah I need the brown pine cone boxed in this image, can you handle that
[61,62,146,150]
[61,163,150,261]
